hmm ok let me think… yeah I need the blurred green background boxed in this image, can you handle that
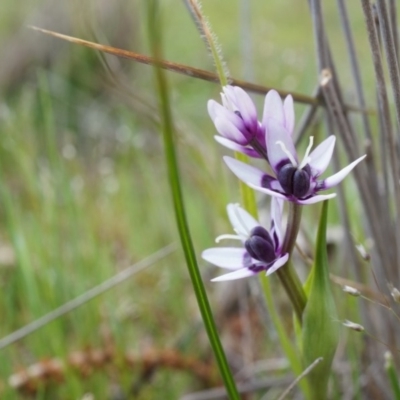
[0,0,379,398]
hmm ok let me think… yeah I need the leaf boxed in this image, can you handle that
[146,2,239,398]
[302,201,339,399]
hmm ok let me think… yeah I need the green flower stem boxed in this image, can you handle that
[147,2,240,398]
[283,202,303,254]
[236,157,308,395]
[276,202,307,323]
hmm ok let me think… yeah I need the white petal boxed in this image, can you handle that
[223,156,266,186]
[214,136,261,158]
[207,100,220,122]
[227,204,259,237]
[283,95,295,134]
[215,118,247,144]
[211,268,257,282]
[266,119,298,172]
[309,136,336,176]
[208,100,245,129]
[262,90,285,128]
[323,155,366,189]
[247,181,288,200]
[297,193,337,205]
[230,86,258,130]
[270,197,284,245]
[202,248,246,269]
[266,253,289,276]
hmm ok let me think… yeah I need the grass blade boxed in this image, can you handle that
[146,2,239,398]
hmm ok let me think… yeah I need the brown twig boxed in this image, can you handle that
[28,25,375,115]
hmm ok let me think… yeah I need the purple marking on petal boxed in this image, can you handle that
[202,248,247,269]
[246,182,289,200]
[266,253,289,276]
[215,118,248,144]
[224,156,266,187]
[261,175,279,189]
[296,193,337,205]
[214,136,261,158]
[283,95,295,134]
[262,90,285,128]
[308,136,336,177]
[266,119,298,172]
[322,155,366,189]
[252,120,265,143]
[211,268,257,282]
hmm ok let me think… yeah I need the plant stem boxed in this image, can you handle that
[276,202,307,323]
[147,3,240,398]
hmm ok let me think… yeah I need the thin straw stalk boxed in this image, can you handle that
[147,2,239,398]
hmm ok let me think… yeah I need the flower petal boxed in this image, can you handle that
[227,204,259,237]
[202,248,247,269]
[207,100,220,122]
[270,197,284,246]
[262,90,285,128]
[208,100,246,130]
[215,117,248,144]
[308,136,336,176]
[296,193,337,205]
[246,182,289,200]
[211,268,257,282]
[266,253,289,276]
[223,156,267,187]
[224,86,258,131]
[266,119,298,172]
[322,155,366,189]
[283,95,295,134]
[214,136,261,158]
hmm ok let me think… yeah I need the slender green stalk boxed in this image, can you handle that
[238,139,308,396]
[277,203,307,323]
[181,0,307,391]
[302,201,339,400]
[385,351,400,400]
[146,2,239,398]
[282,203,303,254]
[276,261,306,323]
[184,0,229,86]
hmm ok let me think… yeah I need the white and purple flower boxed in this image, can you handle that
[202,199,289,282]
[223,90,366,205]
[208,86,267,158]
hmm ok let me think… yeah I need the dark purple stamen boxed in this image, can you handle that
[245,226,275,263]
[277,163,311,198]
[248,264,265,273]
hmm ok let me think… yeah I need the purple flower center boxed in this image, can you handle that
[277,163,311,198]
[244,226,275,264]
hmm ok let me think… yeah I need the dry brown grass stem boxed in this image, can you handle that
[29,25,374,115]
